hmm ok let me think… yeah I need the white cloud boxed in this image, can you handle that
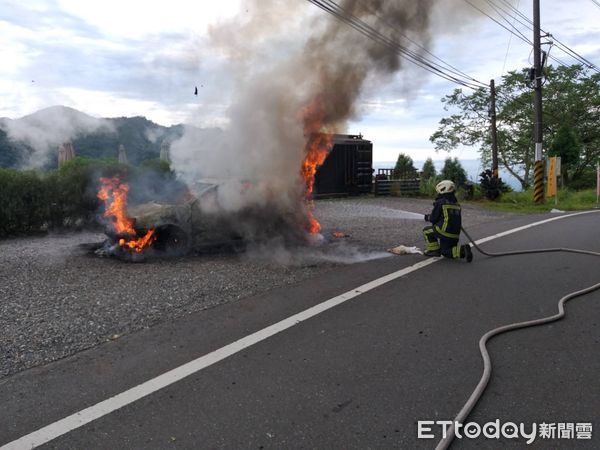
[1,0,599,166]
[56,0,243,39]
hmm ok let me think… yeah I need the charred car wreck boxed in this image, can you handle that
[98,179,313,260]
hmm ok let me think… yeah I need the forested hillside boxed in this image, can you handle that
[0,106,187,168]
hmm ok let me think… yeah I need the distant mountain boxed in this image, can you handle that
[0,106,200,169]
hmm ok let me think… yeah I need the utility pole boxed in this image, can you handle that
[490,79,499,179]
[532,0,544,203]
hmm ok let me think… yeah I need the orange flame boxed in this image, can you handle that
[97,177,156,253]
[301,97,333,234]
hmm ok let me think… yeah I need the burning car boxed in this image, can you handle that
[97,177,314,261]
[96,124,342,261]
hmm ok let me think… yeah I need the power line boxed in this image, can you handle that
[481,0,572,67]
[465,0,598,71]
[592,0,600,9]
[306,0,488,90]
[487,0,600,72]
[351,0,486,88]
[310,0,487,89]
[483,0,531,45]
[462,0,530,47]
[500,0,520,73]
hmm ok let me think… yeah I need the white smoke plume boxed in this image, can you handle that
[2,105,115,168]
[245,237,392,266]
[169,0,486,234]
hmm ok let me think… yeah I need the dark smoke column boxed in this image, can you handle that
[299,0,435,233]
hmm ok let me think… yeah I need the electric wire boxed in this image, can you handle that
[465,0,598,71]
[309,0,486,89]
[482,0,531,45]
[491,0,600,72]
[461,0,573,68]
[434,222,600,450]
[482,0,571,68]
[592,0,600,10]
[488,0,529,31]
[306,0,487,90]
[500,0,520,73]
[352,0,486,88]
[462,0,531,46]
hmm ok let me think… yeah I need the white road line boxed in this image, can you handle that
[473,210,599,245]
[3,210,599,450]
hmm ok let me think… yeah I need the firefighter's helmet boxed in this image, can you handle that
[435,180,456,194]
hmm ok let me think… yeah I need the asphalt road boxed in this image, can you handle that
[1,210,599,449]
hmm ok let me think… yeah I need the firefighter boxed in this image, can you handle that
[422,180,473,262]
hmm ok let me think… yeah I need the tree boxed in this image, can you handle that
[548,123,581,184]
[430,64,600,190]
[440,157,467,187]
[479,169,510,200]
[421,157,437,180]
[393,153,417,179]
[139,158,173,176]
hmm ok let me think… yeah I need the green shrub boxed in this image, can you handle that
[139,158,172,175]
[421,158,437,180]
[0,169,49,235]
[440,157,467,187]
[477,188,598,213]
[419,178,438,197]
[0,157,130,236]
[0,155,194,236]
[393,153,418,179]
[568,170,597,190]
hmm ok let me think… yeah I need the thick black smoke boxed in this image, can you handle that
[169,0,484,236]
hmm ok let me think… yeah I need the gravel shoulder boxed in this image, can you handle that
[0,196,516,378]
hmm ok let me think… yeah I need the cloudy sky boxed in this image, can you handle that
[1,0,599,163]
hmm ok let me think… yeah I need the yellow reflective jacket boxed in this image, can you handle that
[428,193,461,239]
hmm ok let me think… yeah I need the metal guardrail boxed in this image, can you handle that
[374,179,392,195]
[375,178,420,196]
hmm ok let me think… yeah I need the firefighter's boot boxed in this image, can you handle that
[460,244,473,262]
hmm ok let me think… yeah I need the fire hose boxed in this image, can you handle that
[434,225,600,450]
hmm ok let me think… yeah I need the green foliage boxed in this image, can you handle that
[393,153,417,179]
[478,169,511,200]
[430,64,600,190]
[0,127,29,167]
[421,158,437,180]
[549,124,581,166]
[440,157,467,187]
[480,188,598,213]
[548,124,581,184]
[567,169,598,190]
[0,110,186,169]
[419,177,438,197]
[139,158,173,176]
[0,157,129,236]
[0,155,192,236]
[52,157,129,227]
[0,169,48,235]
